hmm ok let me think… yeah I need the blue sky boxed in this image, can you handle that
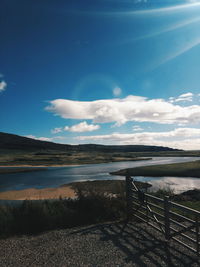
[1,0,200,150]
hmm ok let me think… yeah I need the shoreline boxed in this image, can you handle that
[0,179,200,201]
[110,160,200,178]
[0,158,152,174]
[0,164,82,167]
[0,157,152,168]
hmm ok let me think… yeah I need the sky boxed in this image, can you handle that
[1,0,200,150]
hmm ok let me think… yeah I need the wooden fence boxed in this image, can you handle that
[125,176,200,257]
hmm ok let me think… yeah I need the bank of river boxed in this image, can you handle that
[0,157,200,194]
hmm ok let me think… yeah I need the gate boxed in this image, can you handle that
[125,176,200,257]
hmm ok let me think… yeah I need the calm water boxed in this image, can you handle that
[0,157,200,193]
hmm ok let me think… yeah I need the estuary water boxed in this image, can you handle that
[0,157,200,193]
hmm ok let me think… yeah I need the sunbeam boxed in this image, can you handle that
[131,2,200,15]
[117,15,200,46]
[86,2,200,17]
[153,37,200,69]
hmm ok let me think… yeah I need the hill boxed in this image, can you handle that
[0,132,179,153]
[0,132,183,166]
[0,132,71,151]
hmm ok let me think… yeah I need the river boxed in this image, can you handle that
[0,157,200,193]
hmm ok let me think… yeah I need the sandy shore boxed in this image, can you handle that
[0,186,76,200]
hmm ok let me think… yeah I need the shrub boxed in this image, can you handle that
[0,184,126,238]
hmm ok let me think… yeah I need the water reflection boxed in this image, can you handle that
[134,176,200,193]
[0,157,199,192]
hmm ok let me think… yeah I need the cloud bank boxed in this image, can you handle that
[76,127,200,150]
[46,95,200,126]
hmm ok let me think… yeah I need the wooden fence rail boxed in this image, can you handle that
[125,176,200,257]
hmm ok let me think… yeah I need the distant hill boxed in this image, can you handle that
[0,132,180,152]
[75,144,180,152]
[0,132,71,151]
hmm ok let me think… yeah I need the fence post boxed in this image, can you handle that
[125,176,132,221]
[164,196,170,242]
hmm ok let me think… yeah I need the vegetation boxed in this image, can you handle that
[150,187,175,198]
[111,160,200,178]
[68,180,151,195]
[0,197,125,237]
[0,180,152,238]
[0,180,200,238]
[0,131,192,167]
[0,181,126,238]
[0,151,152,167]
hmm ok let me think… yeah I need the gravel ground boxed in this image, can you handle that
[0,222,199,267]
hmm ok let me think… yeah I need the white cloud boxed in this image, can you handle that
[132,125,144,131]
[113,87,122,97]
[169,92,193,103]
[46,95,200,126]
[51,122,100,134]
[0,81,7,92]
[51,127,63,134]
[66,121,100,133]
[75,127,200,150]
[26,135,53,142]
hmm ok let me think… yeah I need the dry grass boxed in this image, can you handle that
[0,186,75,200]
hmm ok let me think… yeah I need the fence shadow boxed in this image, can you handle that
[70,221,199,266]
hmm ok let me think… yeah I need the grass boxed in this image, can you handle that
[0,180,151,237]
[0,197,126,237]
[150,187,175,198]
[111,160,200,178]
[0,150,152,166]
[176,201,200,212]
[0,180,199,238]
[0,181,127,238]
[1,148,200,167]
